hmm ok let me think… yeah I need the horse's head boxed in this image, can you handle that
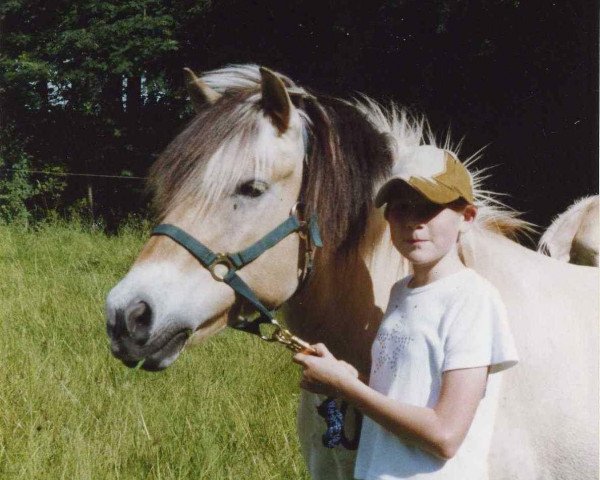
[105,66,311,370]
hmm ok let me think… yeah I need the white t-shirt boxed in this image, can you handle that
[354,268,518,480]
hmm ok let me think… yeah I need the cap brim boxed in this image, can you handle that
[374,178,407,207]
[374,177,462,207]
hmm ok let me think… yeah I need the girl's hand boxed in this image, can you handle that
[293,343,359,397]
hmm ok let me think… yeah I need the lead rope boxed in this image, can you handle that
[318,398,362,449]
[318,398,344,448]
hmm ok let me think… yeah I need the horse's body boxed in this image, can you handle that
[105,65,598,479]
[539,195,599,266]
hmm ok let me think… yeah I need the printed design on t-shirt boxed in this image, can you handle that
[372,312,414,376]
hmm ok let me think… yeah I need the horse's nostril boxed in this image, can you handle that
[109,307,127,339]
[125,301,153,344]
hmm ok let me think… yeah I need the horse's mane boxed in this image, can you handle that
[148,63,530,253]
[538,195,598,259]
[354,97,532,238]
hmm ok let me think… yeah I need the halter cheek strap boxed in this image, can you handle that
[150,205,322,344]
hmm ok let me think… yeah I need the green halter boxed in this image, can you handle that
[151,204,322,342]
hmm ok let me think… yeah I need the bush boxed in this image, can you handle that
[0,124,67,225]
[0,153,35,225]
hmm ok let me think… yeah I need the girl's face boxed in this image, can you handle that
[385,192,476,269]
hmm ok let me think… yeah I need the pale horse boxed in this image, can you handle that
[105,65,599,480]
[538,195,599,266]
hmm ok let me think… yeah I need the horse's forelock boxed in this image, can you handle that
[148,90,289,219]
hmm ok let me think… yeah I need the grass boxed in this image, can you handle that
[0,221,309,479]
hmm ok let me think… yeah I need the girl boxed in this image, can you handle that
[293,146,518,480]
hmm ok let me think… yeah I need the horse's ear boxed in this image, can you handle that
[259,66,292,134]
[183,67,221,112]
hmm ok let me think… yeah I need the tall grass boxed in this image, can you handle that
[0,221,309,479]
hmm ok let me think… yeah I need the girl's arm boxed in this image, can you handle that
[293,344,488,460]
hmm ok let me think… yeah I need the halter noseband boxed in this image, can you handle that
[150,203,322,351]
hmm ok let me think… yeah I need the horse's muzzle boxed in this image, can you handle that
[106,299,192,370]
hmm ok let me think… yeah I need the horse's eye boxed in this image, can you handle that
[236,180,268,198]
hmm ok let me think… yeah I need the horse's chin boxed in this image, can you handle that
[114,329,191,371]
[114,311,230,371]
[129,330,191,371]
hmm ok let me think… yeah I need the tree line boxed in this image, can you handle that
[1,0,596,229]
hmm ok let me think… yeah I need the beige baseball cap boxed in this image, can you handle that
[375,145,474,207]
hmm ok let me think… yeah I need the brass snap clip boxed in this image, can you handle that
[272,326,316,354]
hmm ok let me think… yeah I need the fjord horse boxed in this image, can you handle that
[106,65,598,479]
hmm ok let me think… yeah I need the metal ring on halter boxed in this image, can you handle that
[208,254,234,282]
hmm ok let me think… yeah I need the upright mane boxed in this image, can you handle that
[148,64,530,253]
[355,97,532,238]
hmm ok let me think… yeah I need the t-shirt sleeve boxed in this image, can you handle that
[442,286,519,374]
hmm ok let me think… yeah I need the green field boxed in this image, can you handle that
[0,222,309,479]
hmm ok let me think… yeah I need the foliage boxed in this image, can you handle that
[1,0,196,224]
[0,143,34,224]
[0,0,596,227]
[0,125,66,224]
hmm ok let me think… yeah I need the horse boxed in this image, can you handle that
[539,195,599,267]
[105,65,599,479]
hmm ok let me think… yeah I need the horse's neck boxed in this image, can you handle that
[287,209,407,375]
